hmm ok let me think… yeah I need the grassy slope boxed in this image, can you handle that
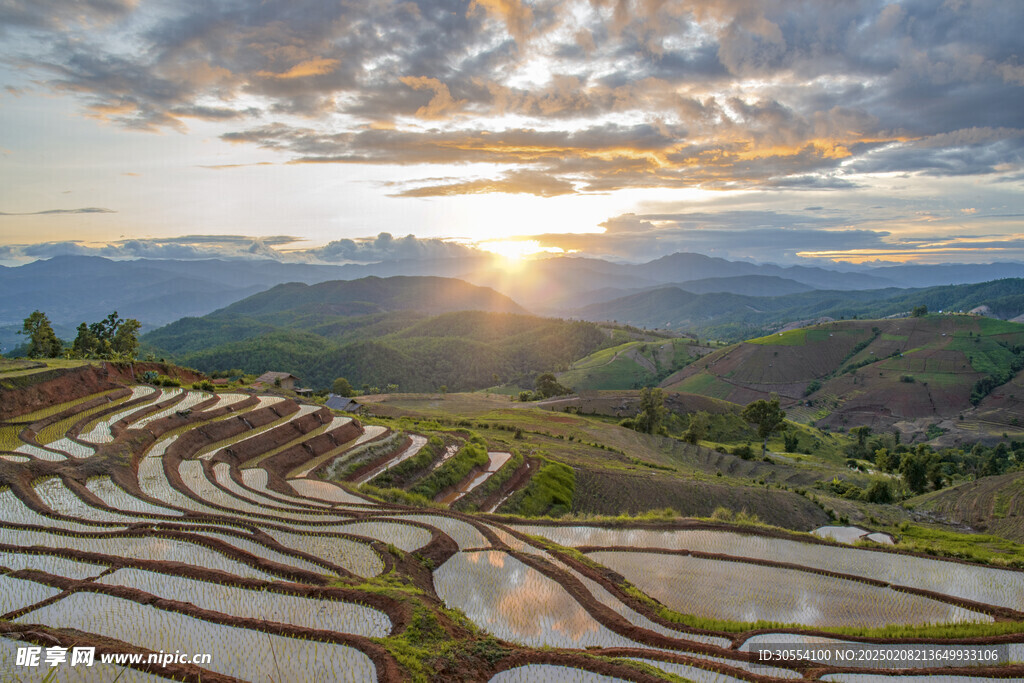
[660,316,1024,434]
[556,338,711,391]
[910,470,1024,542]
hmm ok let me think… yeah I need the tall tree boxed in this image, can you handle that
[332,377,355,397]
[535,372,570,399]
[20,311,62,358]
[634,387,667,434]
[741,397,787,457]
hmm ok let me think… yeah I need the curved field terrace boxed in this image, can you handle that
[1,378,1022,681]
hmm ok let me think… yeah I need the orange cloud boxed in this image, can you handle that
[398,76,466,119]
[256,58,339,80]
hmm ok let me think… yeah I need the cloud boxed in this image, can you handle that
[0,233,480,265]
[0,207,116,215]
[305,232,480,263]
[2,0,1022,194]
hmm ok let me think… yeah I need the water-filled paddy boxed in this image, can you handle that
[268,530,384,577]
[85,476,185,517]
[98,568,391,636]
[515,525,1024,610]
[489,665,628,682]
[0,574,62,615]
[386,513,488,549]
[0,550,107,580]
[0,635,171,682]
[590,551,989,628]
[16,592,377,682]
[435,550,646,650]
[2,526,277,580]
[287,478,370,505]
[338,520,433,552]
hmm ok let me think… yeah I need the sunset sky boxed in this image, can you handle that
[1,0,1022,266]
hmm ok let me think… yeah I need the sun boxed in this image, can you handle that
[478,239,563,263]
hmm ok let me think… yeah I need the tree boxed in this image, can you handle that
[741,397,787,457]
[683,410,709,444]
[535,372,571,399]
[111,317,141,360]
[332,377,355,397]
[912,305,928,317]
[864,479,894,504]
[71,323,100,358]
[899,451,929,494]
[634,387,667,434]
[20,311,62,358]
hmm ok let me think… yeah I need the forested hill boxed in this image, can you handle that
[142,276,609,391]
[577,278,1024,340]
[214,275,527,318]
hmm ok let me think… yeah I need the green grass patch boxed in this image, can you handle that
[748,328,807,346]
[409,441,489,500]
[887,522,1024,568]
[501,458,575,517]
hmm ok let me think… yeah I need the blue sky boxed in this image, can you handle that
[1,0,1022,265]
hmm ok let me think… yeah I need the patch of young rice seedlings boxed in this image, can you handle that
[99,568,392,636]
[385,514,487,550]
[14,442,66,461]
[132,390,210,428]
[10,390,119,424]
[0,636,171,682]
[240,468,331,508]
[0,550,107,580]
[267,530,384,578]
[489,666,629,682]
[137,437,237,518]
[181,462,351,523]
[591,551,988,629]
[85,477,185,517]
[35,396,133,446]
[0,574,63,615]
[335,521,432,553]
[0,425,24,451]
[190,530,332,576]
[0,453,30,463]
[16,592,378,682]
[0,489,119,533]
[45,437,96,458]
[435,550,650,650]
[626,658,752,683]
[78,386,159,443]
[255,395,285,408]
[287,423,385,478]
[287,478,372,506]
[353,434,428,485]
[743,635,1024,671]
[33,477,141,525]
[2,526,279,580]
[513,526,1024,612]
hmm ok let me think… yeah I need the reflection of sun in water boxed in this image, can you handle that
[478,239,563,266]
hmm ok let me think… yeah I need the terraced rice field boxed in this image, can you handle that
[515,525,1024,611]
[590,551,988,627]
[3,382,1021,681]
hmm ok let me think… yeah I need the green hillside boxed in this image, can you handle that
[661,315,1024,437]
[145,309,610,392]
[579,278,1024,340]
[557,337,714,390]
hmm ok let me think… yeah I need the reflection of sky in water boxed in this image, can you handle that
[590,552,987,628]
[435,551,646,649]
[514,526,1024,611]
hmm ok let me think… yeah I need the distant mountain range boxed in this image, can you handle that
[3,252,1024,351]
